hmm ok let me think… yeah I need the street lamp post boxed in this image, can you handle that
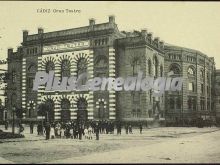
[12,106,15,134]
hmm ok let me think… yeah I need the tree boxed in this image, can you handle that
[15,107,24,119]
[37,102,52,121]
[37,103,47,116]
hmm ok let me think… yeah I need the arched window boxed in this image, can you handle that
[148,59,152,75]
[45,99,55,121]
[153,56,159,77]
[45,61,55,73]
[131,57,141,76]
[77,58,87,76]
[77,98,88,122]
[200,69,204,80]
[192,98,197,110]
[188,97,196,110]
[169,64,181,75]
[188,97,192,110]
[77,98,88,111]
[132,92,141,118]
[28,103,34,118]
[98,101,108,119]
[188,66,195,76]
[77,58,87,85]
[61,99,70,121]
[160,65,163,77]
[94,55,108,77]
[61,99,70,110]
[188,82,195,92]
[61,59,71,77]
[11,93,17,107]
[27,64,37,90]
[170,98,175,109]
[11,70,16,83]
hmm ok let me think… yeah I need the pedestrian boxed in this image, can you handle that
[125,123,128,134]
[78,125,83,140]
[116,122,121,135]
[56,122,61,138]
[128,124,132,134]
[84,127,88,139]
[95,123,99,140]
[60,125,65,139]
[5,120,8,130]
[65,124,70,139]
[45,122,51,140]
[50,126,55,139]
[139,123,143,134]
[30,122,34,134]
[88,125,93,140]
[18,122,24,134]
[37,123,40,135]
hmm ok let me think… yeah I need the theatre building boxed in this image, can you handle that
[6,16,125,123]
[5,16,217,124]
[164,45,215,124]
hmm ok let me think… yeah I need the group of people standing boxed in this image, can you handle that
[34,120,145,140]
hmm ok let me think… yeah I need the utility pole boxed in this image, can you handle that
[12,106,15,134]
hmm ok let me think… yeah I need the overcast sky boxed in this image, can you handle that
[0,1,220,68]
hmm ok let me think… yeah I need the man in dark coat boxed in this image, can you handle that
[125,123,128,134]
[45,122,51,140]
[5,120,8,130]
[78,124,83,140]
[30,122,34,134]
[95,122,99,140]
[139,123,143,134]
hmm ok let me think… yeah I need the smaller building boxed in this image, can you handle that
[214,69,220,124]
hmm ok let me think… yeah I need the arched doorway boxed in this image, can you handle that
[28,103,34,118]
[98,101,108,119]
[45,99,55,122]
[61,99,71,122]
[77,98,88,123]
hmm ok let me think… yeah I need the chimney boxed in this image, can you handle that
[38,27,44,34]
[8,48,13,56]
[147,32,153,41]
[154,37,159,47]
[23,30,28,42]
[109,15,115,23]
[154,37,159,43]
[141,29,147,36]
[89,18,95,26]
[159,40,164,49]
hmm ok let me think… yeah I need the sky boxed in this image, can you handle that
[0,1,220,68]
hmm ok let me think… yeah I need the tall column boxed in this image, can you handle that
[109,47,116,119]
[72,99,77,120]
[54,62,61,119]
[36,56,44,120]
[87,49,94,119]
[54,98,60,120]
[21,58,26,118]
